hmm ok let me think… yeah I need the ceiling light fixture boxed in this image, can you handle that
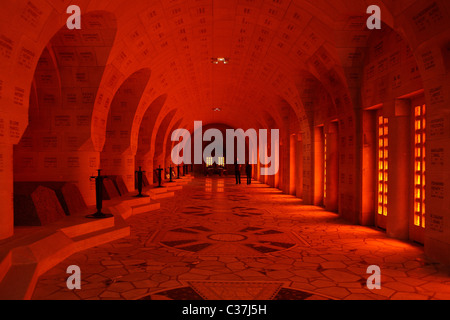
[211,57,229,64]
[212,107,222,112]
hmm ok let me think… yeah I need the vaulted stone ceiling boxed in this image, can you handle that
[2,0,444,152]
[73,0,393,148]
[96,0,365,118]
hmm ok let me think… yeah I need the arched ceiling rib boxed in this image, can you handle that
[0,0,405,148]
[89,0,392,148]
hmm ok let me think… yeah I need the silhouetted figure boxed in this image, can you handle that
[234,162,241,185]
[246,162,252,185]
[87,170,113,219]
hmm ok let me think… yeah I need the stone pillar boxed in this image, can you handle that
[360,110,376,226]
[326,123,339,212]
[280,135,289,193]
[144,157,154,185]
[421,73,450,264]
[301,130,314,205]
[295,134,303,199]
[0,143,13,239]
[272,134,279,188]
[255,146,260,181]
[289,134,296,195]
[313,126,324,206]
[386,99,411,239]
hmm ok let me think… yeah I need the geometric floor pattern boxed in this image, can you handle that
[139,281,332,300]
[32,177,450,300]
[158,224,303,256]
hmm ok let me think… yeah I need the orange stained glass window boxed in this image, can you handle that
[378,116,388,216]
[414,105,426,228]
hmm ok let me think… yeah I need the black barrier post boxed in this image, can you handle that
[87,170,113,219]
[168,164,174,182]
[156,165,164,188]
[177,164,181,179]
[134,166,149,197]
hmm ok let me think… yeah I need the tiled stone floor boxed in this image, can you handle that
[32,177,450,300]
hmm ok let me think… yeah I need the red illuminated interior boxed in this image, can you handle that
[0,0,449,301]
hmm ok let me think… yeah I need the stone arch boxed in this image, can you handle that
[386,0,450,265]
[12,11,118,208]
[135,94,169,182]
[163,118,184,169]
[152,109,177,178]
[100,68,151,191]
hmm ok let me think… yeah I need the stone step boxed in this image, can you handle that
[106,196,155,220]
[60,216,115,239]
[0,216,130,300]
[147,187,169,194]
[120,197,151,207]
[162,181,178,186]
[150,192,175,200]
[0,263,37,300]
[167,185,183,191]
[131,202,160,215]
[0,251,11,285]
[70,223,130,252]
